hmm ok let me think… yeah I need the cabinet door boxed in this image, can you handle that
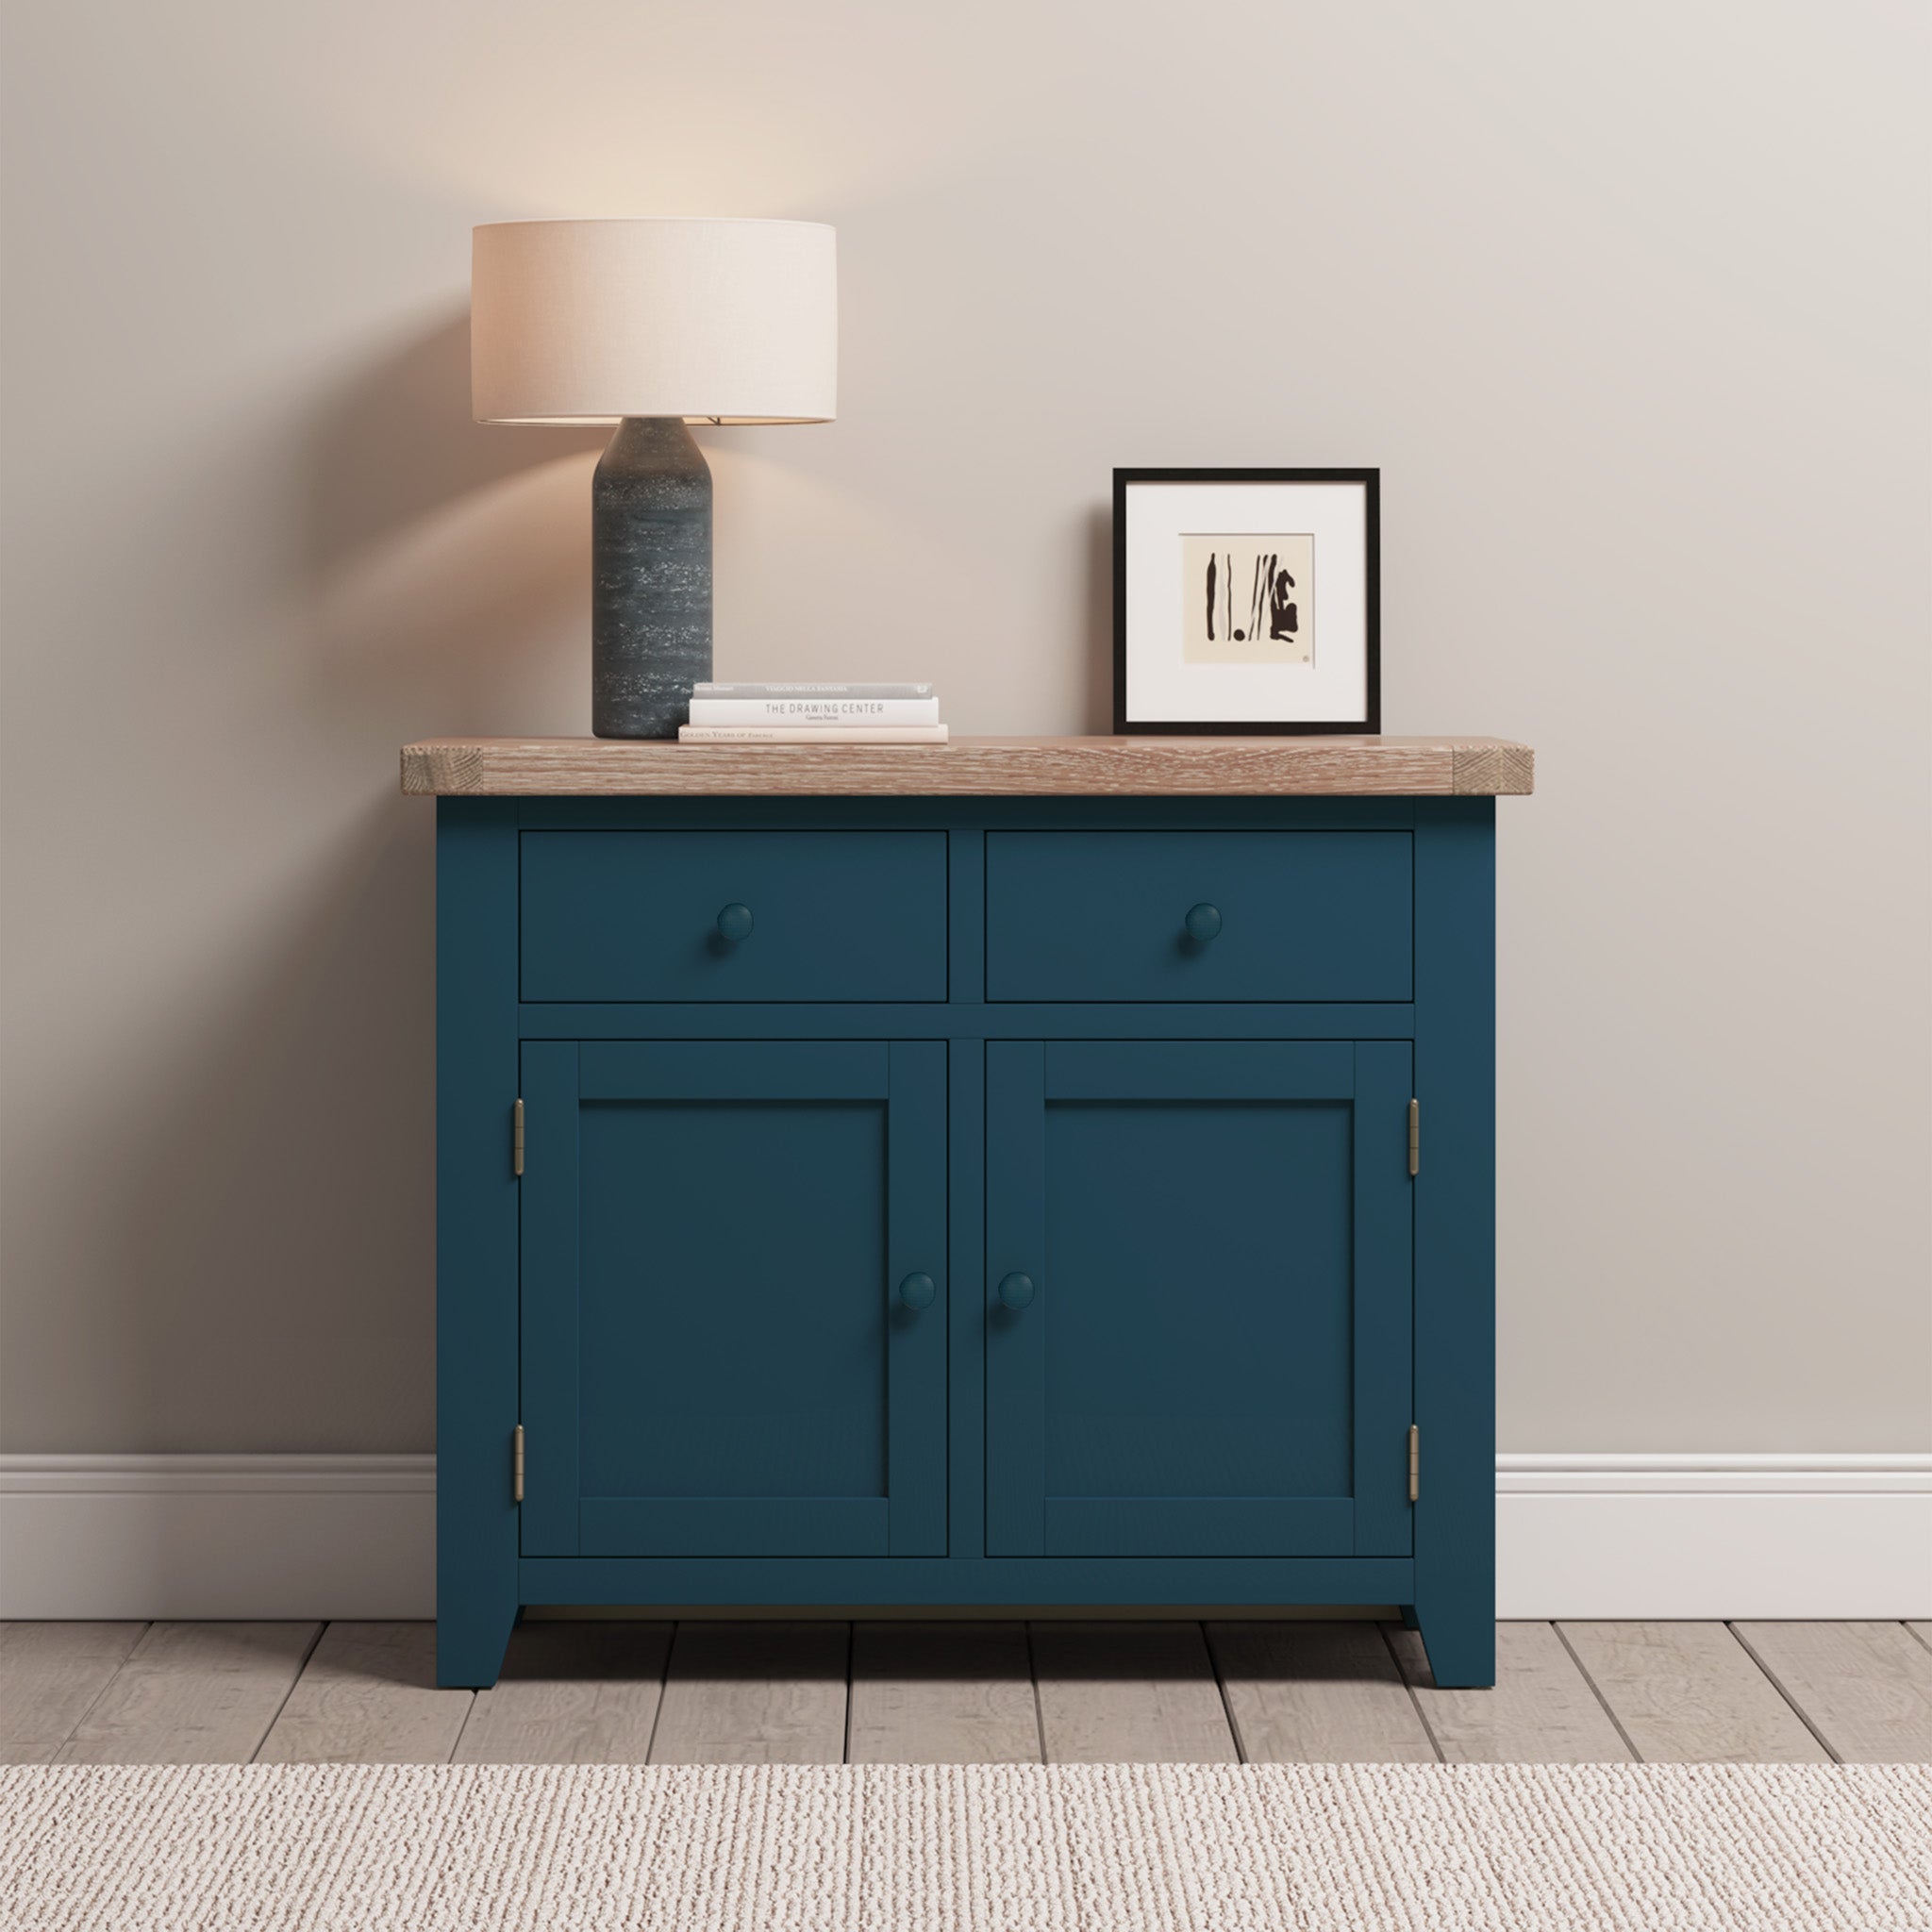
[520,1040,947,1557]
[985,1041,1411,1557]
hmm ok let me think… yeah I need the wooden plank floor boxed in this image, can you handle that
[56,1623,321,1765]
[6,1621,1928,1765]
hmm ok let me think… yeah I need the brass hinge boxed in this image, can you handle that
[1407,1098,1420,1177]
[512,1424,525,1504]
[512,1098,525,1177]
[1407,1424,1420,1503]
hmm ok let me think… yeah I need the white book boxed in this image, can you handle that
[678,724,950,744]
[687,697,941,726]
[693,681,936,700]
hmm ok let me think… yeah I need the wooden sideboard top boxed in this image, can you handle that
[400,734,1534,798]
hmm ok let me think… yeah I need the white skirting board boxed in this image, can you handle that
[0,1454,1926,1621]
[0,1457,436,1621]
[1494,1454,1932,1620]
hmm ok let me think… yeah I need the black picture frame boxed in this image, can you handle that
[1112,467,1380,735]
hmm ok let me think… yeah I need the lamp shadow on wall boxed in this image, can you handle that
[306,311,608,713]
[109,314,606,1455]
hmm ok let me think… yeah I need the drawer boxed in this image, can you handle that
[984,831,1411,1002]
[520,831,947,1002]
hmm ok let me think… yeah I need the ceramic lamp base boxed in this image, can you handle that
[591,416,712,739]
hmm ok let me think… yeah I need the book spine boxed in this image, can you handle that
[687,697,941,726]
[691,682,936,701]
[678,724,950,744]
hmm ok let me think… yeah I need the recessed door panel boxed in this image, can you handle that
[579,1097,887,1504]
[1041,1097,1353,1502]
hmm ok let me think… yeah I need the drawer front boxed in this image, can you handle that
[985,831,1411,1002]
[521,831,947,1002]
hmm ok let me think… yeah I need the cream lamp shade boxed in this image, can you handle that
[471,218,837,425]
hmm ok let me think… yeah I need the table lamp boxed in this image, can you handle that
[471,218,838,738]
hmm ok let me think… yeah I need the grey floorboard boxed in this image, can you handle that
[455,1621,672,1763]
[7,1618,1914,1766]
[0,1623,148,1763]
[649,1622,849,1764]
[1391,1622,1632,1762]
[1558,1621,1828,1763]
[1732,1622,1932,1763]
[847,1621,1041,1763]
[256,1623,472,1764]
[57,1622,321,1765]
[1208,1621,1437,1762]
[1032,1621,1237,1763]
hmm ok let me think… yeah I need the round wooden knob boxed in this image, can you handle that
[1184,903,1223,942]
[716,903,754,941]
[897,1272,936,1311]
[997,1272,1035,1310]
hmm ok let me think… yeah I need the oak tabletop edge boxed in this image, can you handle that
[399,735,1535,798]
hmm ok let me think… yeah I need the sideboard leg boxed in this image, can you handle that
[1412,801,1497,1695]
[435,797,524,1692]
[1398,1604,1421,1630]
[1411,1598,1494,1689]
[437,1595,520,1690]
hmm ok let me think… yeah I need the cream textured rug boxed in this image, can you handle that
[3,1762,1926,1930]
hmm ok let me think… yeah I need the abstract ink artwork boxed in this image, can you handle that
[1113,469,1378,734]
[1180,534,1313,665]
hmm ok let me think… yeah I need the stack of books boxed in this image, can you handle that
[679,682,946,745]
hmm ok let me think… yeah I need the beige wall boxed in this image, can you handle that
[1,1,1926,1455]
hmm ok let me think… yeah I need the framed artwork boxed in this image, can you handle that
[1112,468,1379,735]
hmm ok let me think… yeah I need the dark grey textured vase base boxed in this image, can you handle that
[591,416,712,739]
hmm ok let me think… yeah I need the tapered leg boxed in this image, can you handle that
[1411,1598,1494,1689]
[1398,1604,1421,1630]
[437,1594,520,1690]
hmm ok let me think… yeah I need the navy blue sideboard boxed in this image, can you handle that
[407,735,1532,1689]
